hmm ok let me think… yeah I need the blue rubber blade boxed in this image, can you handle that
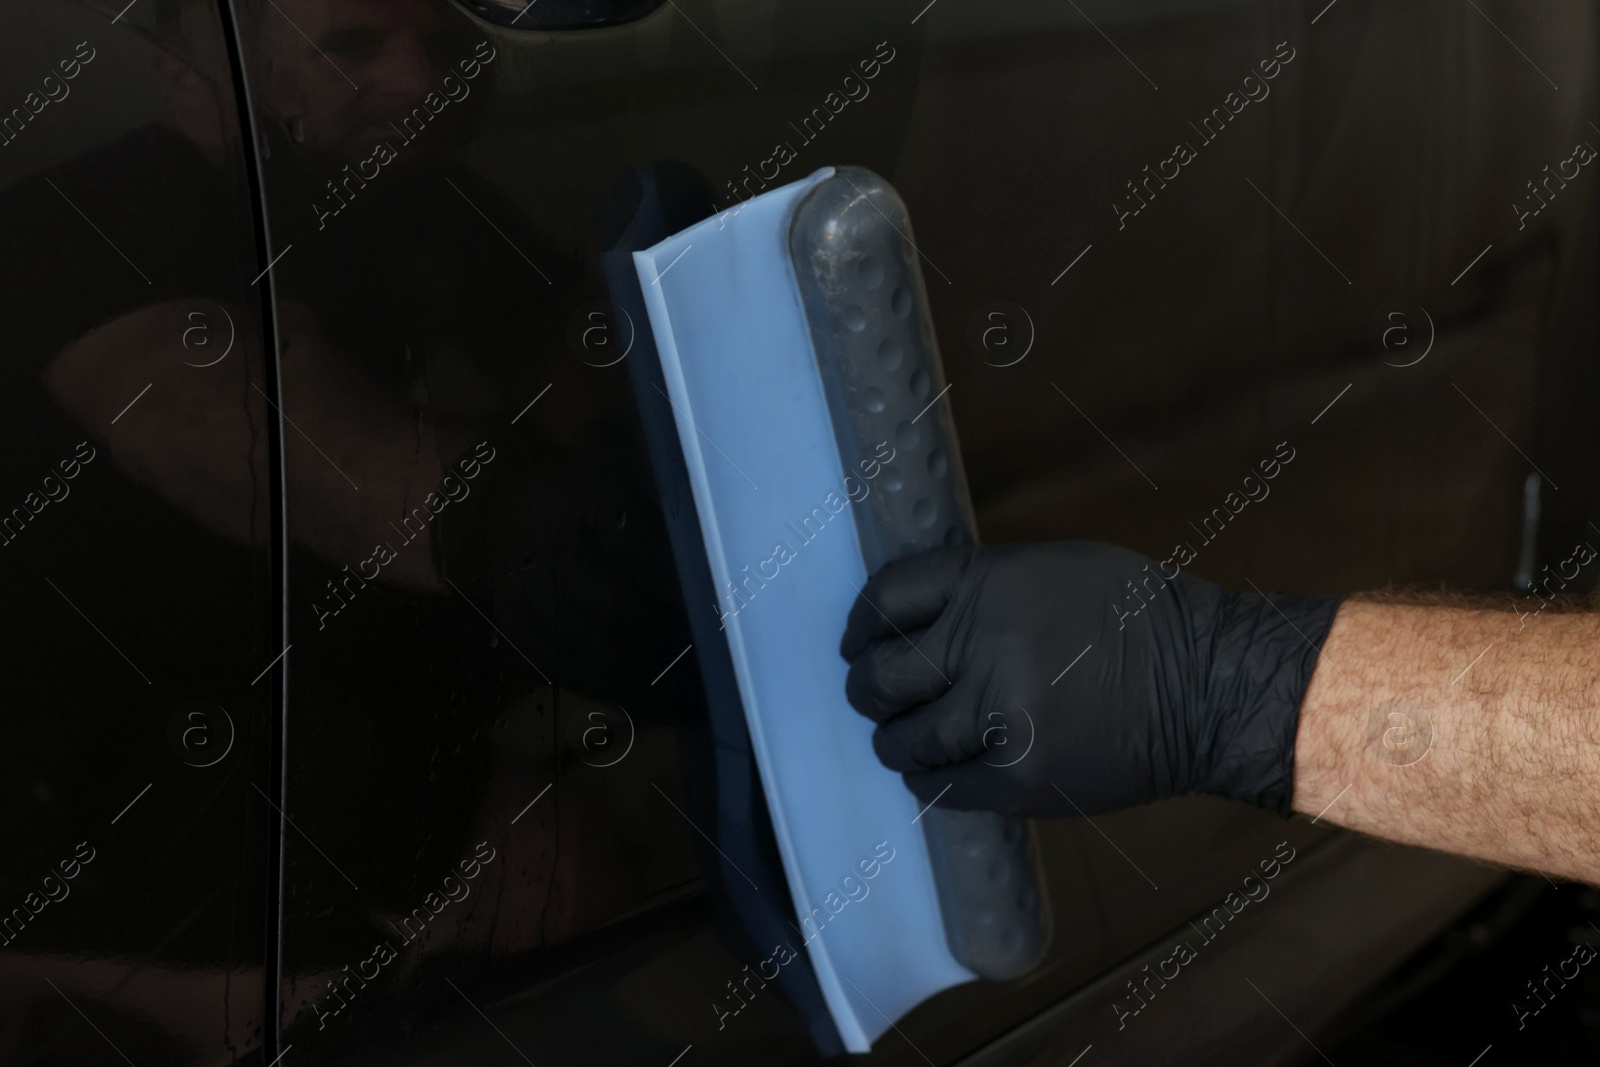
[635,167,977,1051]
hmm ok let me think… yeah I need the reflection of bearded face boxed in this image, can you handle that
[251,0,464,164]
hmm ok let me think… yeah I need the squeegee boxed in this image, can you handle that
[611,165,1049,1051]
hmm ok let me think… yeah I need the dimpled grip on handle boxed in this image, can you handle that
[788,167,1050,980]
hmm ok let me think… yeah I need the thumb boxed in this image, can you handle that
[903,757,1012,815]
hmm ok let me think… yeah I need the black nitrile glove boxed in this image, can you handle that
[839,542,1341,819]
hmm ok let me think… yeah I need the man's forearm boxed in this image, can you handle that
[1293,598,1600,884]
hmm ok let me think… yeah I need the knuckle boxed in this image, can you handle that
[907,728,949,771]
[844,661,873,713]
[932,713,974,762]
[872,723,912,771]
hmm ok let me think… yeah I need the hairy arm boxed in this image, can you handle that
[1293,596,1600,885]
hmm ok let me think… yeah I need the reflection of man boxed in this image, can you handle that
[251,0,459,163]
[0,0,687,1058]
[40,0,500,584]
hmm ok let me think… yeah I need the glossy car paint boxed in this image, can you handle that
[0,1,274,1063]
[0,0,1595,1064]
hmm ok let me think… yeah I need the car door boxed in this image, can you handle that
[0,1,276,1063]
[234,0,1596,1063]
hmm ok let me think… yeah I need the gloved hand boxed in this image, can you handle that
[839,542,1341,819]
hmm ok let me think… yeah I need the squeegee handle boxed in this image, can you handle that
[791,168,1049,980]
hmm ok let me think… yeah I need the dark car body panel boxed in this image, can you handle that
[1,0,1593,1063]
